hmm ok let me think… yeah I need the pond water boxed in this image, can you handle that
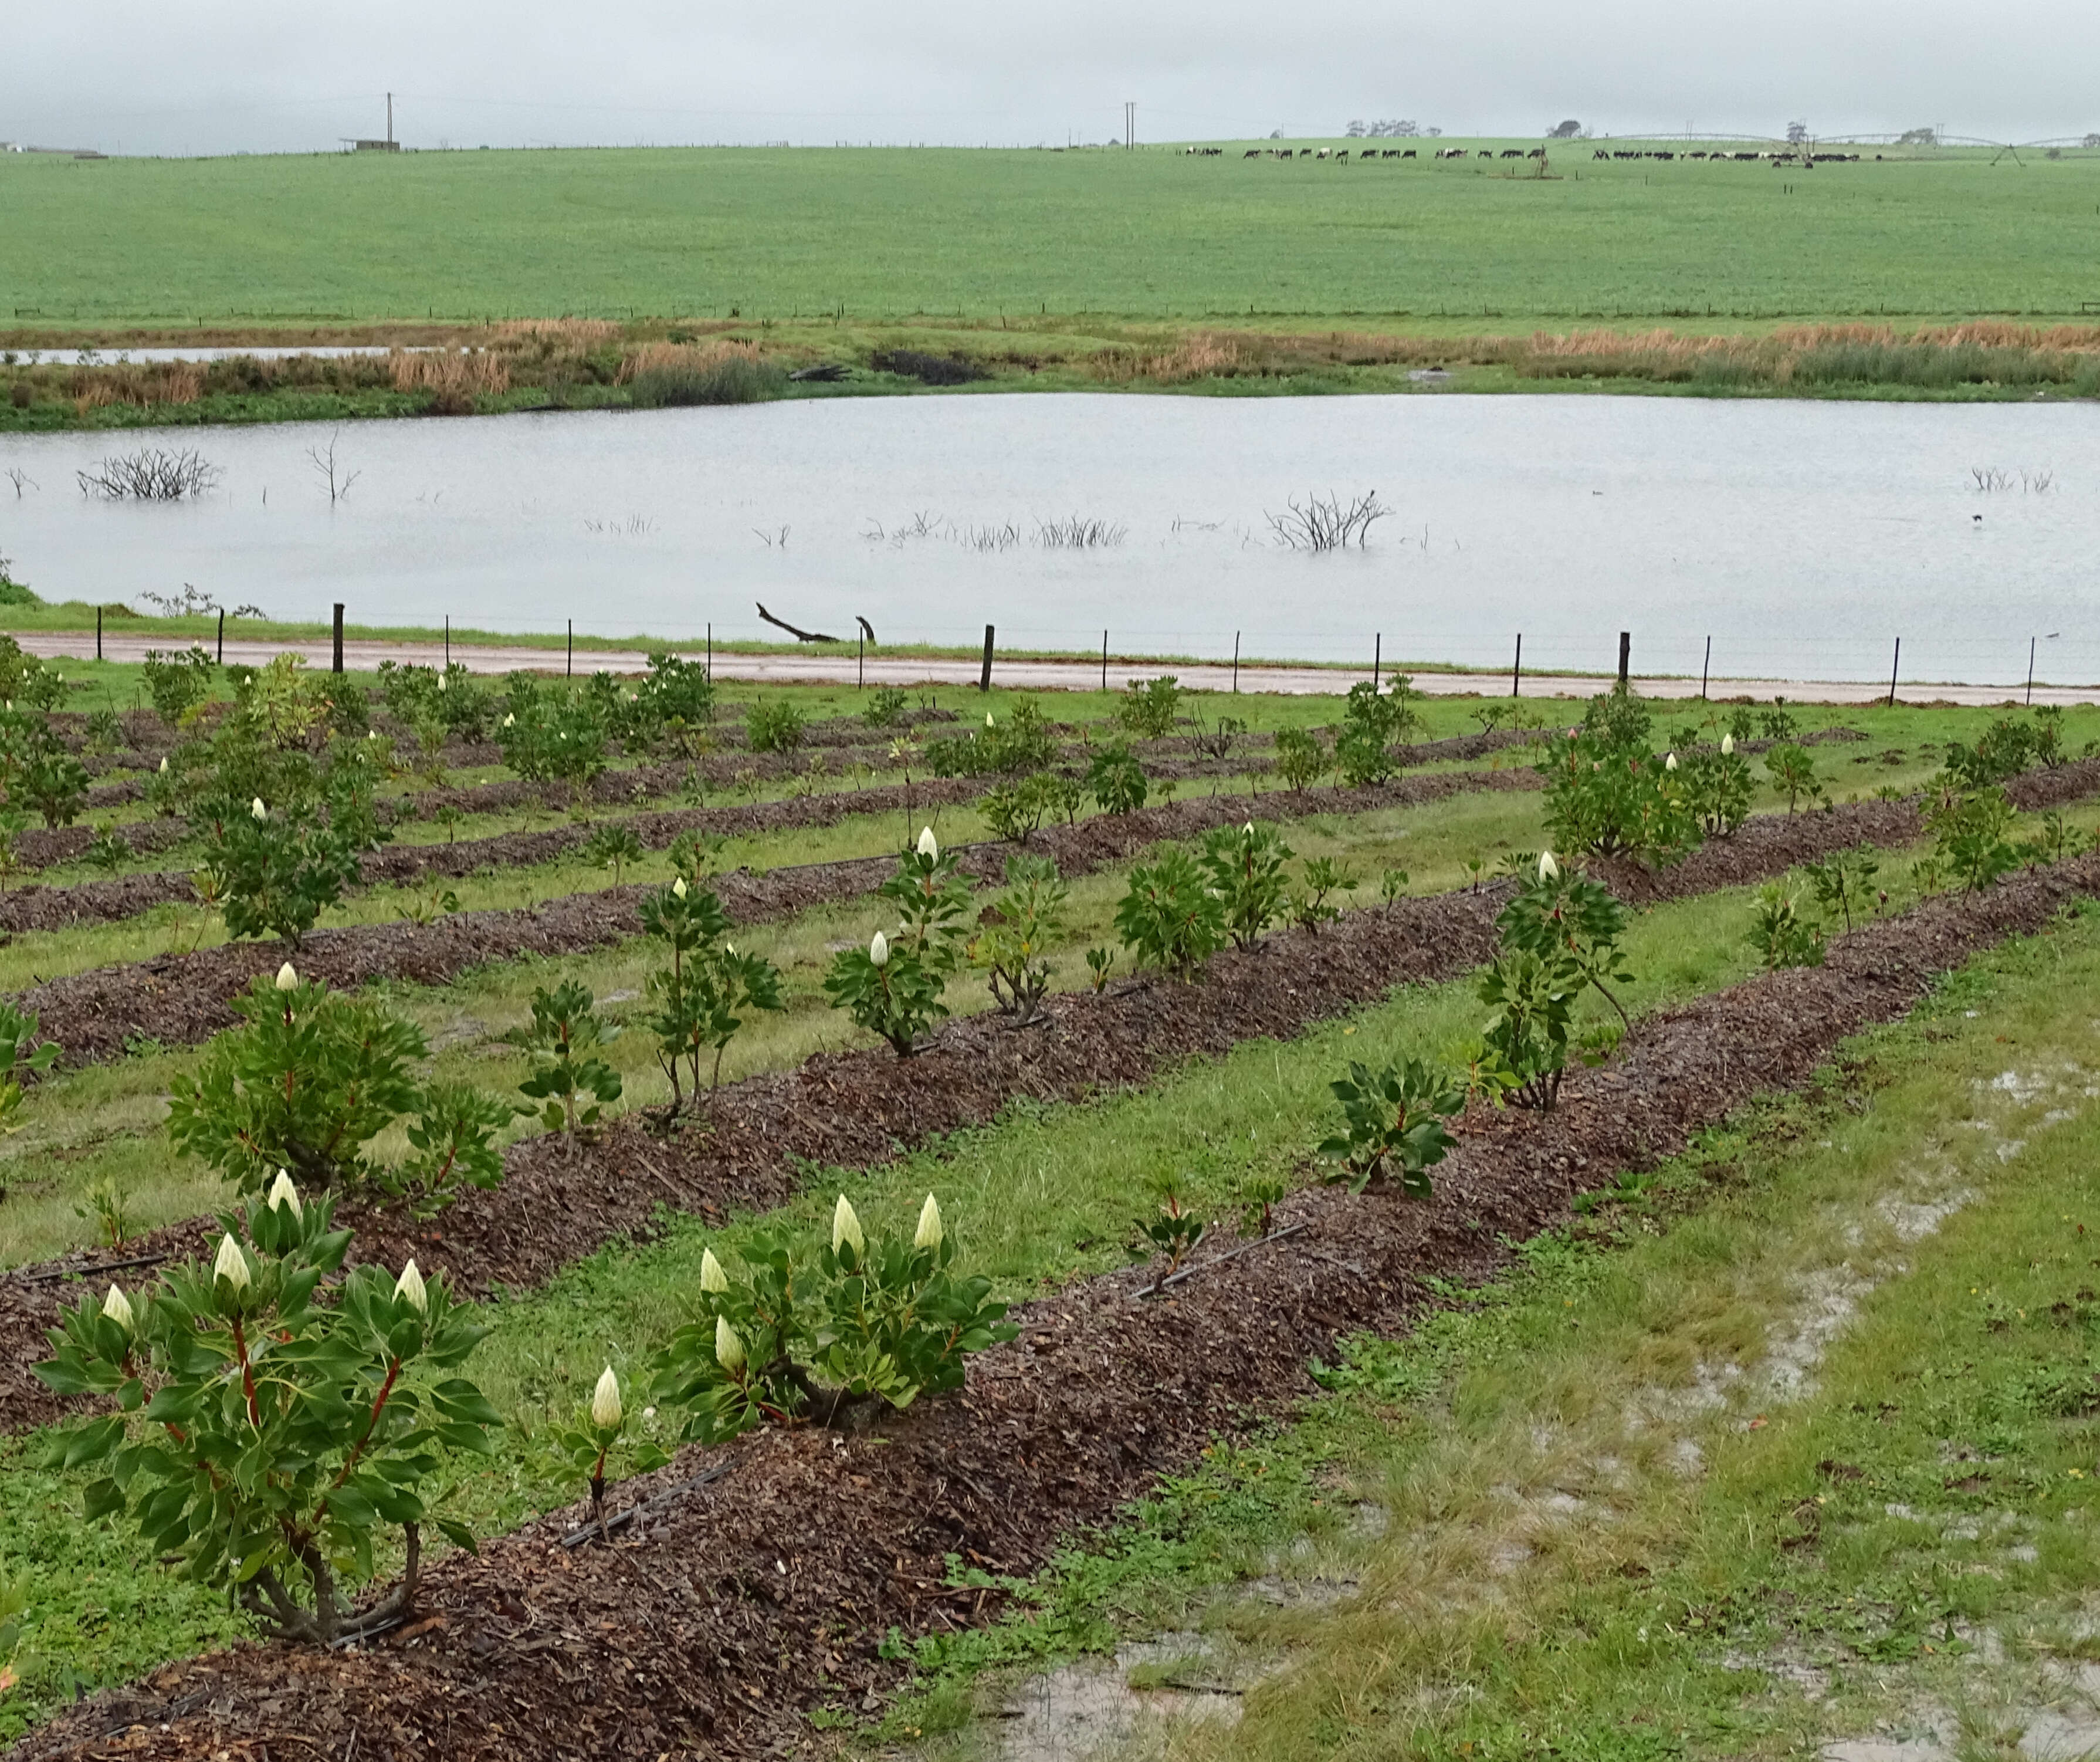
[1,392,2094,686]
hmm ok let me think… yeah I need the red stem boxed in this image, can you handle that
[230,1315,261,1429]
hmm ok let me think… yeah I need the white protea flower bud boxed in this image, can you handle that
[672,875,687,899]
[985,711,995,729]
[213,1233,251,1293]
[1538,851,1559,882]
[394,1259,428,1314]
[700,1247,729,1293]
[102,1284,134,1333]
[869,929,889,968]
[1243,821,1255,836]
[502,712,515,727]
[275,961,298,991]
[266,1169,302,1218]
[916,826,938,859]
[1720,732,1735,756]
[832,1194,865,1255]
[590,1365,622,1430]
[250,797,267,821]
[914,1193,943,1252]
[715,1315,746,1372]
[436,672,448,692]
[158,756,169,774]
[1664,752,1679,772]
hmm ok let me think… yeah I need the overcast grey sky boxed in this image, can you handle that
[8,0,2098,156]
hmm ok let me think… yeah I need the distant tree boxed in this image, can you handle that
[1549,119,1582,139]
[1425,126,1444,138]
[1346,120,1367,137]
[1898,126,1938,147]
[1786,119,1809,144]
[2085,132,2100,149]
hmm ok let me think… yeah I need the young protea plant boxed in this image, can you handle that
[35,1188,497,1645]
[553,1360,669,1546]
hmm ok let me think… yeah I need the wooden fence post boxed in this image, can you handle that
[980,624,994,692]
[1617,630,1630,689]
[1512,633,1522,698]
[332,604,344,675]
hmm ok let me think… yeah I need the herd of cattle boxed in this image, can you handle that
[1181,144,1868,164]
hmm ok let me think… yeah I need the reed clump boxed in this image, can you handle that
[493,317,624,354]
[620,340,785,407]
[388,349,512,396]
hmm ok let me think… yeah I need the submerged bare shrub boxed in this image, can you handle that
[76,448,222,501]
[1267,491,1392,552]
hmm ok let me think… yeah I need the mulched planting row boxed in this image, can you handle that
[14,844,2095,1762]
[0,770,2031,1437]
[5,769,1541,1064]
[0,777,991,938]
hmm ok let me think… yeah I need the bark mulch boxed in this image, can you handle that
[0,779,2005,1438]
[12,850,2095,1762]
[5,770,1539,1064]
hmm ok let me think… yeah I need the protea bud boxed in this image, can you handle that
[1664,752,1679,772]
[590,1365,622,1430]
[1720,733,1735,756]
[213,1234,251,1293]
[394,1259,428,1314]
[101,1284,134,1333]
[917,826,938,859]
[832,1194,865,1255]
[266,1169,302,1218]
[672,875,687,899]
[985,712,995,729]
[436,672,448,692]
[914,1193,943,1251]
[699,1247,729,1293]
[502,712,515,728]
[1242,821,1255,837]
[869,930,889,968]
[1538,851,1559,882]
[250,797,267,821]
[275,961,298,991]
[158,756,169,775]
[715,1315,746,1372]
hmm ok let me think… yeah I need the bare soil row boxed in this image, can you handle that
[12,834,2093,1762]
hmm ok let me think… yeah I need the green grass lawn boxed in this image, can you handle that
[5,144,2100,327]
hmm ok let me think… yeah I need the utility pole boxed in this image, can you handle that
[1124,102,1134,150]
[387,92,394,147]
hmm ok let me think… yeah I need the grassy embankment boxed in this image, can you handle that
[5,143,2100,428]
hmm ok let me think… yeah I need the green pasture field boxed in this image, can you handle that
[5,141,2100,330]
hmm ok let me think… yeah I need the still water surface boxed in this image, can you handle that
[0,393,2094,685]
